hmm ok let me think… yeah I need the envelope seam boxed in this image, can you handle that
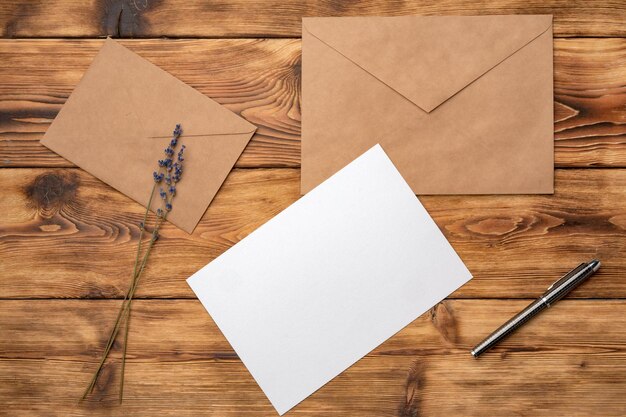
[303,25,429,113]
[148,130,256,138]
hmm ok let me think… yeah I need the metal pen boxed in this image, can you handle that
[471,259,601,358]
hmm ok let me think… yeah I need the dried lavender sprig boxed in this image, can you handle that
[118,126,183,402]
[82,124,184,402]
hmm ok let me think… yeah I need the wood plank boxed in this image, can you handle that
[2,299,626,416]
[1,167,625,299]
[1,1,625,38]
[1,38,625,169]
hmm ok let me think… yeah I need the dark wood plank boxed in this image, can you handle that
[554,38,626,167]
[1,0,625,38]
[1,38,625,169]
[1,167,624,299]
[2,299,626,416]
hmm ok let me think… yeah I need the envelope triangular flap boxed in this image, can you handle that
[303,15,552,113]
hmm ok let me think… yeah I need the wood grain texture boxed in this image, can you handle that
[1,38,625,169]
[2,299,626,416]
[1,0,626,38]
[1,167,625,300]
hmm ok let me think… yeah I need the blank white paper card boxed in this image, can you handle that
[187,144,472,414]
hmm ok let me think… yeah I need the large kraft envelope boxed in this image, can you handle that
[41,38,256,233]
[301,15,554,194]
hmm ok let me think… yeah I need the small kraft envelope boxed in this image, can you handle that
[41,39,257,233]
[302,15,554,194]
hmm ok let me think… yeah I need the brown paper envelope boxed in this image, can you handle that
[301,15,554,194]
[41,39,257,233]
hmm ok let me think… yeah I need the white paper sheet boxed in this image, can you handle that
[187,144,472,414]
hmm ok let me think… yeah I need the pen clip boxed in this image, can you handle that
[546,263,588,291]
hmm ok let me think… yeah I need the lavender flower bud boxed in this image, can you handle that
[165,203,172,212]
[177,145,186,162]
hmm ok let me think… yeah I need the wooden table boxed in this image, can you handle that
[1,2,625,416]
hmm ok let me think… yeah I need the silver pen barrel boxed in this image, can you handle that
[470,298,548,357]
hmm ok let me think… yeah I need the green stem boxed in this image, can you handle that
[81,182,159,401]
[82,230,159,399]
[131,182,157,278]
[117,215,166,402]
[119,298,131,403]
[118,182,157,402]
